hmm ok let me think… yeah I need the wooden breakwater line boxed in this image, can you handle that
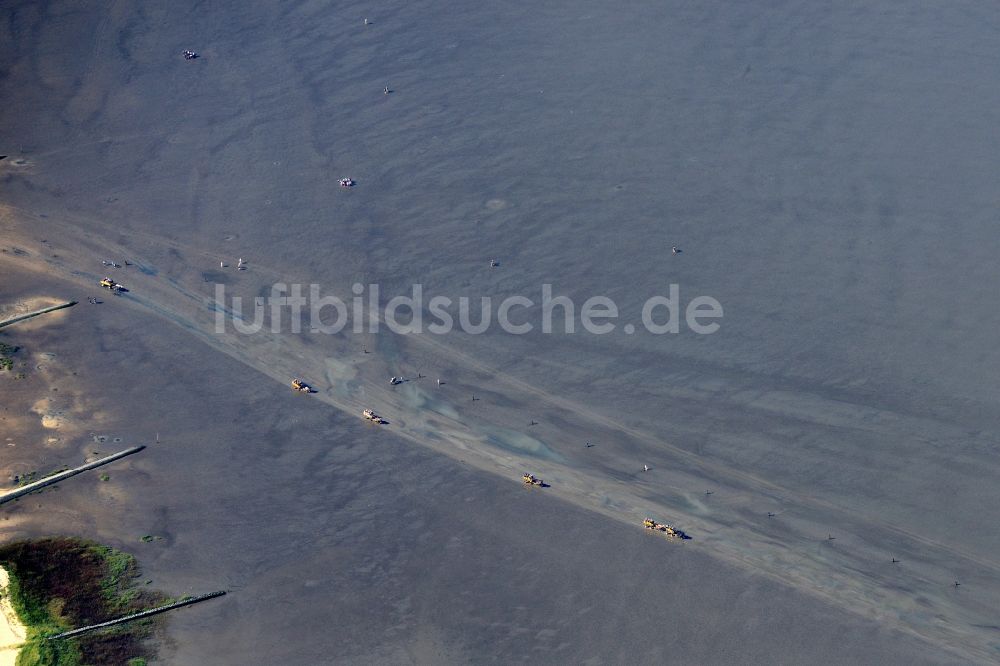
[0,301,77,329]
[0,446,144,506]
[47,591,227,640]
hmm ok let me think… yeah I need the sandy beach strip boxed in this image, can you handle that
[0,566,26,666]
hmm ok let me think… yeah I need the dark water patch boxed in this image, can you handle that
[201,270,232,284]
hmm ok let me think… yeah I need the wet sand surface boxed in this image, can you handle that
[2,0,1000,663]
[0,271,948,664]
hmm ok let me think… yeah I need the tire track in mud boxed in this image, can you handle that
[2,212,998,661]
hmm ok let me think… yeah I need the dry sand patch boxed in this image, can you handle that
[0,567,26,666]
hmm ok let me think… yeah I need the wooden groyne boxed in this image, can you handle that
[0,300,77,329]
[47,591,227,640]
[0,446,144,506]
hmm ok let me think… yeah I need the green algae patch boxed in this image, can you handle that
[0,538,165,666]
